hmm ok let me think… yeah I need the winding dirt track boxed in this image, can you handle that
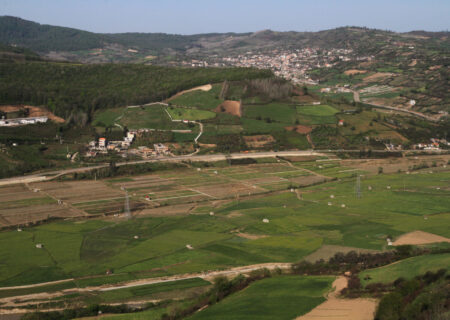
[0,263,292,313]
[296,277,378,320]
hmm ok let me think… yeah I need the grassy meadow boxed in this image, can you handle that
[188,276,334,320]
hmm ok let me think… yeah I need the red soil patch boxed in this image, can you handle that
[285,125,312,134]
[215,100,241,117]
[0,105,65,123]
[363,72,394,83]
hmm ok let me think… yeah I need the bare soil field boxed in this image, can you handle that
[296,277,378,320]
[285,125,312,134]
[344,69,367,76]
[31,181,124,203]
[363,72,394,83]
[0,185,42,203]
[215,100,241,117]
[0,204,82,227]
[243,135,275,148]
[0,105,64,123]
[136,203,198,217]
[393,230,450,246]
[289,175,327,186]
[191,182,265,198]
[166,84,212,101]
[235,232,268,240]
[341,155,450,174]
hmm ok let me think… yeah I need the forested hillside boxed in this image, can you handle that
[0,61,271,123]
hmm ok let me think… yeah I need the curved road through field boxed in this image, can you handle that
[353,90,444,122]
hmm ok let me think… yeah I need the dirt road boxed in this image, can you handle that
[296,276,378,320]
[0,263,292,311]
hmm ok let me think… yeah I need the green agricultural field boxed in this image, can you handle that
[170,84,223,110]
[167,106,216,121]
[296,105,338,125]
[243,103,297,124]
[118,105,187,130]
[95,278,210,303]
[0,162,448,294]
[188,276,334,320]
[92,108,124,127]
[360,253,450,286]
[81,307,167,320]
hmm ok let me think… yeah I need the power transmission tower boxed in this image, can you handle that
[356,174,361,199]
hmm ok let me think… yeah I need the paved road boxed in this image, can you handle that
[1,149,447,187]
[353,90,443,122]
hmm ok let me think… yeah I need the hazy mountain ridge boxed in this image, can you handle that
[1,16,448,62]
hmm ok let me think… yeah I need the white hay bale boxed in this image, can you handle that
[386,186,391,189]
[214,171,218,174]
[328,202,332,206]
[330,195,335,199]
[290,188,294,193]
[209,211,215,216]
[36,243,43,249]
[197,168,201,171]
[134,235,139,239]
[186,244,194,250]
[341,204,346,208]
[262,218,269,223]
[17,228,22,232]
[368,186,372,191]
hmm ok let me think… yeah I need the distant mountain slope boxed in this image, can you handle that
[0,43,41,62]
[0,16,105,52]
[1,16,448,60]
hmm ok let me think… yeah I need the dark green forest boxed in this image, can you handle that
[0,61,272,123]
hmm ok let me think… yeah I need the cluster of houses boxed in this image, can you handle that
[0,116,48,127]
[413,138,449,151]
[86,131,137,157]
[127,143,170,158]
[86,130,171,158]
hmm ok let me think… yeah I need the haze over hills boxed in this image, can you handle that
[0,16,448,62]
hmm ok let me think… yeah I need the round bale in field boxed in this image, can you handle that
[262,218,269,223]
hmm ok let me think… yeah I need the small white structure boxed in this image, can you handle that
[36,243,43,249]
[197,168,201,171]
[330,195,335,199]
[387,238,393,246]
[262,218,270,223]
[214,171,218,174]
[99,137,107,148]
[290,188,295,193]
[134,235,139,239]
[368,186,372,191]
[387,186,391,189]
[341,204,346,208]
[328,202,332,206]
[209,211,214,216]
[186,244,194,250]
[409,100,416,106]
[17,228,22,232]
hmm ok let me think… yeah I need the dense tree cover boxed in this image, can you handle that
[0,16,105,52]
[0,43,41,62]
[375,270,449,320]
[0,61,272,124]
